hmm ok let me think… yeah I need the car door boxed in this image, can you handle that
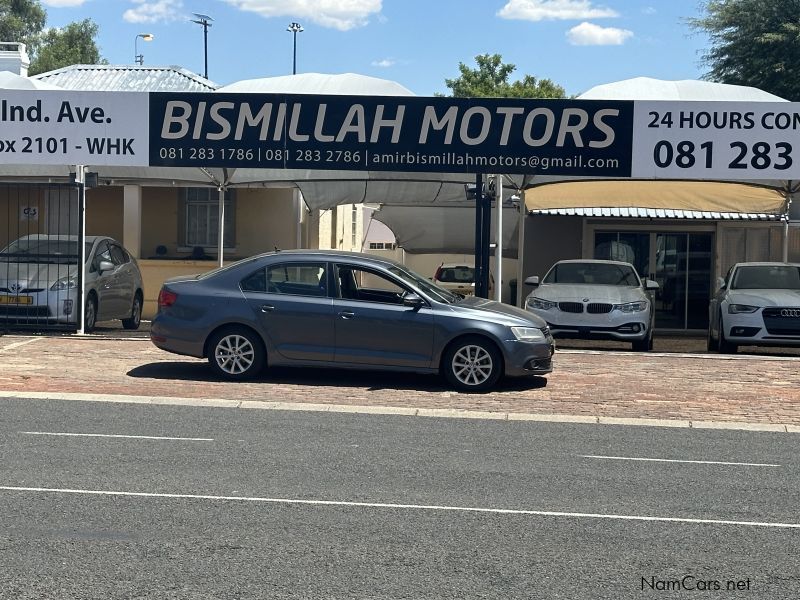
[332,263,435,368]
[91,239,122,319]
[240,261,335,362]
[109,243,135,318]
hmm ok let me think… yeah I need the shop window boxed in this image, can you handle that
[182,188,235,249]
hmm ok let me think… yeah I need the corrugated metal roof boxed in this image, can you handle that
[531,207,781,221]
[32,64,218,92]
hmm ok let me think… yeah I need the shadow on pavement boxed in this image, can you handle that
[126,362,548,394]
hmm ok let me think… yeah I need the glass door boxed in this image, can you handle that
[594,230,713,331]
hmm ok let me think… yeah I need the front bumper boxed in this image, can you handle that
[724,309,800,346]
[0,289,78,324]
[527,307,650,342]
[501,337,555,377]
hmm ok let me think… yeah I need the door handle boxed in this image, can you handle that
[338,311,355,319]
[260,304,275,313]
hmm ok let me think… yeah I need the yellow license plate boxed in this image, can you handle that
[0,295,33,305]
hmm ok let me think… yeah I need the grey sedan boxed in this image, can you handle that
[150,250,554,391]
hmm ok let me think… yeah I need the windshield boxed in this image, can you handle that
[388,265,460,304]
[731,265,800,290]
[0,239,93,264]
[437,266,474,283]
[544,262,641,286]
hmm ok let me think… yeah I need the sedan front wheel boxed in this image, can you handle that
[442,336,502,392]
[208,327,266,380]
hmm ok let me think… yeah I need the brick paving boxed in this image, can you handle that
[1,329,799,426]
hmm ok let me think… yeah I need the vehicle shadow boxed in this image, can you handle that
[126,362,548,393]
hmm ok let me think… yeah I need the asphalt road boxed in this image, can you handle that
[0,398,798,599]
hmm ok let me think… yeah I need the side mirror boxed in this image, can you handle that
[403,293,425,310]
[98,260,114,273]
[524,275,540,287]
[645,279,659,291]
[716,277,726,290]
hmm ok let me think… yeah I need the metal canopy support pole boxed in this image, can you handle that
[784,182,793,262]
[480,179,492,299]
[516,200,527,307]
[217,185,225,267]
[75,165,86,335]
[474,172,483,297]
[494,175,503,302]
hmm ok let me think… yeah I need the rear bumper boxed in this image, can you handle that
[150,316,206,358]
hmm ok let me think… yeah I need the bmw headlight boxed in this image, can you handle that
[511,326,546,342]
[613,301,648,313]
[526,297,557,310]
[51,276,78,291]
[728,304,759,314]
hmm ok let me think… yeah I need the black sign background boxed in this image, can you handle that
[149,93,634,176]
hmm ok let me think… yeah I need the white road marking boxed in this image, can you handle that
[583,455,780,467]
[0,338,41,352]
[1,485,798,529]
[20,431,214,442]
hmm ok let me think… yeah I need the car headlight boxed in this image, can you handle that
[526,297,557,310]
[728,304,759,314]
[511,326,546,342]
[613,301,648,313]
[51,276,78,291]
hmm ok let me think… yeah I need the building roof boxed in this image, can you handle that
[530,207,782,221]
[32,64,218,92]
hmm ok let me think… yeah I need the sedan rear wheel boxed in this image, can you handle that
[208,327,265,380]
[122,294,142,330]
[443,336,502,392]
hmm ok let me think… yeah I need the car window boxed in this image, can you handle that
[544,262,640,286]
[93,240,111,270]
[437,266,474,283]
[336,265,408,305]
[241,262,327,297]
[110,245,128,265]
[731,265,800,290]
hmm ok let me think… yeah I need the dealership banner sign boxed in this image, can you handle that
[2,89,800,180]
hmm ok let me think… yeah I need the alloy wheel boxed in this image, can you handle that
[451,344,494,387]
[214,334,256,375]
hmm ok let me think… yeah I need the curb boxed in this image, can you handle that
[0,391,796,433]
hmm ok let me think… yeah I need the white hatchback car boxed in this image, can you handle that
[524,259,658,351]
[708,262,800,353]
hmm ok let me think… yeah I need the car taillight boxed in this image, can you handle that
[158,288,178,308]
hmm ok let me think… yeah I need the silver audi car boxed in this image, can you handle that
[524,259,658,351]
[151,250,554,392]
[708,262,800,353]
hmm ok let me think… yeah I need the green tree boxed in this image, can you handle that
[29,19,104,74]
[690,0,800,100]
[443,54,566,98]
[0,0,103,75]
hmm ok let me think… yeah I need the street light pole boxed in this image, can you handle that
[134,33,153,65]
[191,13,213,79]
[287,22,304,74]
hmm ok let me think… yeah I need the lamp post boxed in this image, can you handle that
[191,13,213,79]
[134,33,153,65]
[287,22,304,74]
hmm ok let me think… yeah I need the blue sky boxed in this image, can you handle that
[41,0,710,97]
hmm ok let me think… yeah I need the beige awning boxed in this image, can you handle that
[524,180,788,215]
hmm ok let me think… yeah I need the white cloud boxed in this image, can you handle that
[498,0,618,22]
[123,0,184,24]
[642,6,656,15]
[371,58,395,68]
[223,0,382,31]
[41,0,87,6]
[566,21,632,45]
